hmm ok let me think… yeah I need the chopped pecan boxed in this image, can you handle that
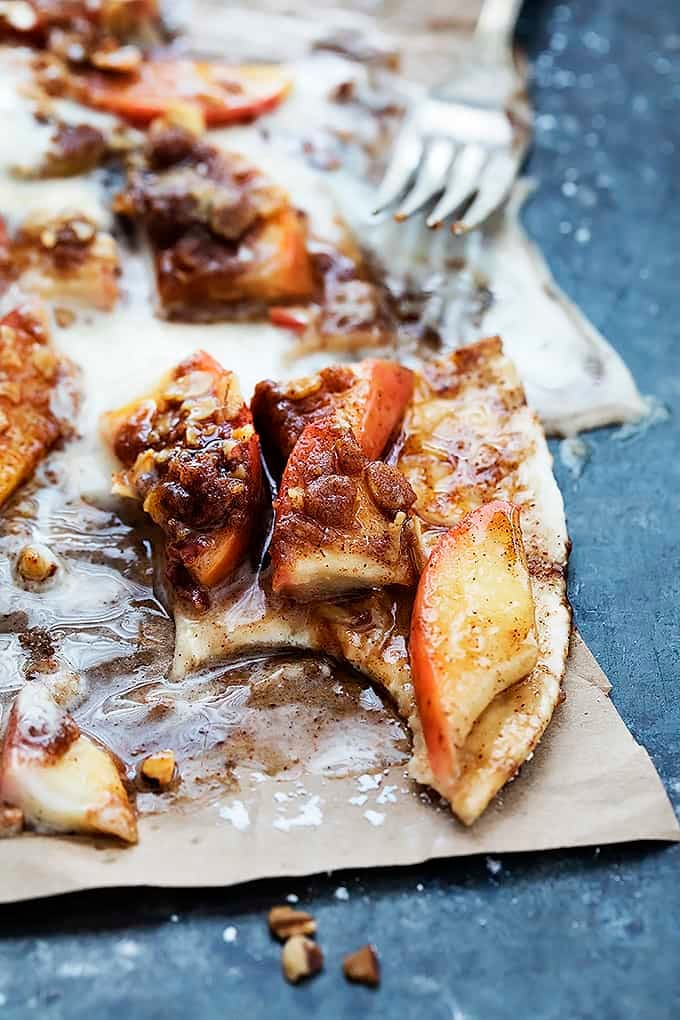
[304,474,357,528]
[44,122,106,178]
[342,944,380,987]
[140,750,176,789]
[333,429,365,476]
[281,935,323,984]
[268,905,317,941]
[364,461,416,516]
[17,542,60,583]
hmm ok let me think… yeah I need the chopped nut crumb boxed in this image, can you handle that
[287,486,305,509]
[17,543,60,583]
[91,45,142,74]
[342,944,380,987]
[268,905,317,941]
[2,1,36,31]
[140,750,177,789]
[281,935,323,984]
[0,804,24,838]
[70,219,96,243]
[40,227,58,249]
[54,307,75,329]
[161,102,206,138]
[31,345,58,379]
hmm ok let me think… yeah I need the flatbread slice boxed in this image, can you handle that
[172,336,570,822]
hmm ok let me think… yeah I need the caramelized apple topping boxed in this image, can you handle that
[1,0,161,60]
[252,358,413,470]
[397,337,527,534]
[271,421,415,600]
[0,681,138,843]
[0,306,73,507]
[115,127,314,320]
[102,350,263,600]
[10,211,119,310]
[24,120,107,178]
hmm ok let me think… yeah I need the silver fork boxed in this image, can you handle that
[373,0,529,233]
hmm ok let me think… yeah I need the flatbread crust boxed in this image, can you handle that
[174,336,571,823]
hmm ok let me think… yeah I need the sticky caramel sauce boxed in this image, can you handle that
[0,446,410,817]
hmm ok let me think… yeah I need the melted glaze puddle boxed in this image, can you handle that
[0,448,409,817]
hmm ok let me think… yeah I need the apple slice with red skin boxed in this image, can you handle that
[75,59,292,125]
[409,500,539,799]
[271,420,416,601]
[102,350,262,597]
[156,206,314,320]
[0,682,137,843]
[252,359,413,470]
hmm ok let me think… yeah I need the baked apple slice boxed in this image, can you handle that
[252,359,413,470]
[410,500,539,799]
[75,59,292,126]
[102,350,262,599]
[11,212,119,311]
[0,682,137,843]
[0,306,74,507]
[115,123,314,320]
[270,421,416,600]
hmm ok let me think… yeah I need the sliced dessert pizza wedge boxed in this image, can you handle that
[270,420,416,600]
[114,120,314,320]
[0,682,137,843]
[399,337,570,823]
[101,350,262,602]
[0,305,75,506]
[171,338,568,824]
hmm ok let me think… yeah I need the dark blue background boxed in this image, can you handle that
[1,1,678,1016]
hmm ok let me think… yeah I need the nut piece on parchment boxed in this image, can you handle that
[0,804,24,838]
[17,543,60,583]
[268,905,317,941]
[281,935,324,984]
[140,750,177,789]
[342,944,381,987]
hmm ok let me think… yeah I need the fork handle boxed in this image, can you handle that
[475,0,524,47]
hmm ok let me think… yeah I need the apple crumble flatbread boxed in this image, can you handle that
[172,337,570,823]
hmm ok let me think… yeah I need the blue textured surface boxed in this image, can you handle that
[1,1,679,1016]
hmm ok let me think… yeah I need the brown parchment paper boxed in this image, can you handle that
[0,1,676,905]
[1,633,676,904]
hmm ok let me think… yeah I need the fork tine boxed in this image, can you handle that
[451,150,520,234]
[425,143,487,228]
[372,123,424,215]
[393,138,456,222]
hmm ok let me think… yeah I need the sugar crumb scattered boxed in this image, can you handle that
[219,800,251,831]
[376,784,397,805]
[273,795,323,832]
[357,774,382,792]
